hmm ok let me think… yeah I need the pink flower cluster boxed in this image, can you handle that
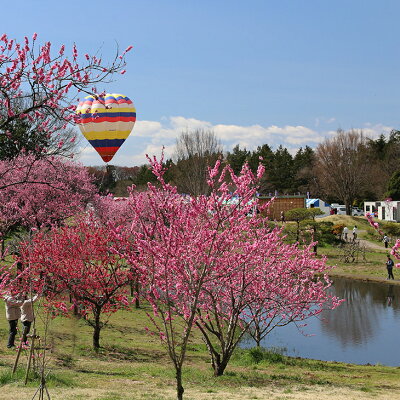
[0,33,132,139]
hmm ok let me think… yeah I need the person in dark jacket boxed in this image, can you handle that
[386,255,395,280]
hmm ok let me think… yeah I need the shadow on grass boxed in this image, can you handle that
[71,343,167,363]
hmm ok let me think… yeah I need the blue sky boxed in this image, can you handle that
[2,1,400,165]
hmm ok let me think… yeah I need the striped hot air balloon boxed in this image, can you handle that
[76,93,136,163]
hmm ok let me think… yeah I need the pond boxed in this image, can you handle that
[241,277,400,366]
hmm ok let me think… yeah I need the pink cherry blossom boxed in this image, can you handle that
[0,33,130,145]
[115,157,341,395]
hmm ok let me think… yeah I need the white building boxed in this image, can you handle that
[364,201,400,222]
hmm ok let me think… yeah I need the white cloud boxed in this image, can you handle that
[359,123,393,138]
[170,116,213,131]
[134,120,162,136]
[76,117,394,166]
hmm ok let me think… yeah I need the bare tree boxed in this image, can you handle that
[314,129,370,214]
[171,129,223,195]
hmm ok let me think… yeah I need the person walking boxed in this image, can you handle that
[20,293,38,343]
[352,226,358,241]
[343,226,349,241]
[4,293,24,348]
[386,255,395,280]
[383,235,390,249]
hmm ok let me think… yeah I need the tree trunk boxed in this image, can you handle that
[93,310,101,350]
[196,320,236,377]
[253,322,262,347]
[130,274,140,308]
[207,343,232,376]
[212,353,230,376]
[175,366,184,400]
[73,303,80,317]
[135,279,140,309]
[255,331,261,348]
[313,225,318,255]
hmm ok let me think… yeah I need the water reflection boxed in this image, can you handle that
[321,279,400,348]
[241,277,400,366]
[321,279,380,346]
[386,285,395,307]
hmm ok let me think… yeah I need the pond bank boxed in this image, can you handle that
[327,270,400,285]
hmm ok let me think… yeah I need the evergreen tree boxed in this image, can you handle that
[248,144,274,194]
[248,144,274,172]
[293,146,315,193]
[365,130,400,199]
[385,170,400,200]
[0,117,49,160]
[268,145,294,193]
[226,145,250,174]
[133,164,158,187]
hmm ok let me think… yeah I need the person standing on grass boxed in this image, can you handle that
[4,293,24,348]
[386,255,395,280]
[20,293,38,343]
[383,235,390,248]
[343,226,349,241]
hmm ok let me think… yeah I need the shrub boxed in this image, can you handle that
[332,223,345,236]
[382,222,400,238]
[318,221,340,245]
[233,347,286,366]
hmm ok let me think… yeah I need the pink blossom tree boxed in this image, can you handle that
[246,251,335,348]
[0,33,132,160]
[7,216,132,350]
[0,155,96,254]
[90,193,133,228]
[90,194,142,305]
[120,157,340,399]
[195,237,341,376]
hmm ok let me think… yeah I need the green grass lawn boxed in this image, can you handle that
[1,300,400,400]
[1,215,400,399]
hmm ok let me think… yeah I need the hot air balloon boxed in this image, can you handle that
[76,93,136,163]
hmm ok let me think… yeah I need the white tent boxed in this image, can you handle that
[306,198,331,217]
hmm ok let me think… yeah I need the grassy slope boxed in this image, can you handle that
[315,215,400,282]
[1,301,400,400]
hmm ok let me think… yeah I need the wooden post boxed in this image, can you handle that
[24,328,37,385]
[12,341,23,374]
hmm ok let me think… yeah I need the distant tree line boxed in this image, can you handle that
[87,128,400,215]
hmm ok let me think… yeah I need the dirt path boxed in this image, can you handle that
[2,384,400,400]
[358,238,385,251]
[357,229,386,251]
